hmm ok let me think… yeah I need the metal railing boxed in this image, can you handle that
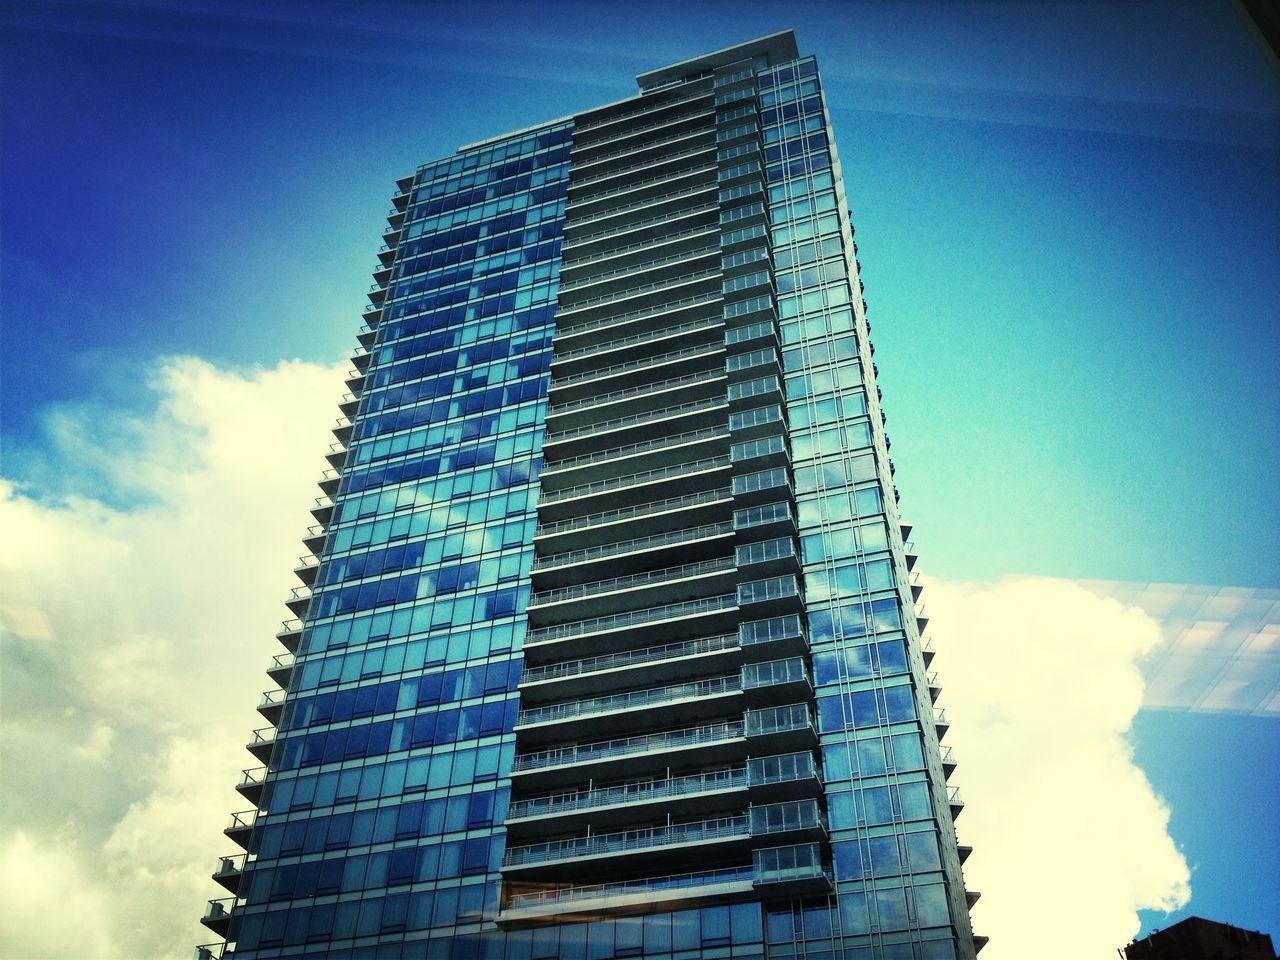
[521,631,737,683]
[548,367,724,417]
[544,397,725,447]
[556,267,719,317]
[511,719,744,772]
[566,182,715,233]
[536,488,731,538]
[504,814,747,867]
[553,315,721,365]
[570,140,718,192]
[541,426,727,475]
[554,291,723,342]
[572,122,714,172]
[562,222,718,274]
[550,343,723,391]
[537,455,730,506]
[517,675,739,726]
[574,107,713,153]
[526,593,737,644]
[562,202,718,249]
[509,766,746,821]
[560,244,720,295]
[531,522,733,575]
[575,88,712,133]
[569,163,717,215]
[505,864,752,909]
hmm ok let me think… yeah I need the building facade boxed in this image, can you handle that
[201,31,980,960]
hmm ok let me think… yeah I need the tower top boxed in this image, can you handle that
[635,30,800,92]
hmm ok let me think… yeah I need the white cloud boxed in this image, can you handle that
[0,356,344,959]
[926,576,1192,958]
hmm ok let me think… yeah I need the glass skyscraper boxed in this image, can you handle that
[201,31,981,960]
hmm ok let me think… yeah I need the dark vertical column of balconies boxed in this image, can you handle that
[501,80,769,924]
[711,62,832,898]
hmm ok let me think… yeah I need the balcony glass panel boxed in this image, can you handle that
[745,702,812,738]
[509,766,747,820]
[504,814,747,866]
[749,799,825,835]
[740,614,804,646]
[512,719,743,772]
[517,674,739,726]
[735,537,796,568]
[747,751,818,788]
[741,656,808,690]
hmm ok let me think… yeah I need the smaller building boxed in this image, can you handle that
[1125,916,1277,959]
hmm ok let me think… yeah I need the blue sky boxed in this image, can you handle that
[2,0,1277,952]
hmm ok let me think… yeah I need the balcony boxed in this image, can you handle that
[738,614,808,660]
[293,554,319,585]
[527,557,736,626]
[257,688,285,724]
[541,397,727,462]
[541,427,729,490]
[276,618,302,653]
[195,943,225,960]
[568,167,719,236]
[550,315,723,374]
[741,657,813,705]
[569,124,715,177]
[310,496,334,523]
[515,675,741,743]
[949,785,965,820]
[549,343,724,405]
[285,585,311,617]
[555,264,720,322]
[200,897,234,937]
[224,810,255,849]
[246,726,276,763]
[746,751,823,802]
[266,651,295,689]
[744,703,817,752]
[302,524,327,554]
[561,201,718,254]
[569,138,716,195]
[575,86,711,135]
[751,844,833,896]
[507,766,748,832]
[560,245,720,305]
[533,486,731,554]
[531,522,734,585]
[927,670,942,703]
[317,467,341,495]
[212,853,246,894]
[748,799,827,841]
[332,416,354,444]
[498,864,753,926]
[546,367,725,432]
[537,455,730,519]
[562,228,720,297]
[525,593,738,657]
[573,106,713,157]
[941,745,957,778]
[511,719,745,787]
[934,708,950,741]
[503,814,749,878]
[522,627,742,701]
[236,766,266,805]
[326,441,348,469]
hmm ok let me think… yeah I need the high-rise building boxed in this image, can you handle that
[200,30,980,960]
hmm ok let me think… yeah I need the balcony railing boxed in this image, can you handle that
[521,631,737,683]
[562,225,718,275]
[510,766,747,821]
[505,864,752,910]
[575,88,712,133]
[574,107,713,154]
[572,123,714,172]
[553,316,722,366]
[568,165,717,219]
[531,522,733,575]
[563,202,718,250]
[537,455,729,507]
[526,593,737,645]
[551,343,723,393]
[504,814,747,867]
[512,719,743,772]
[570,139,716,192]
[556,267,720,319]
[560,245,720,295]
[517,674,739,727]
[535,488,731,539]
[541,427,728,476]
[544,397,725,448]
[548,367,723,419]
